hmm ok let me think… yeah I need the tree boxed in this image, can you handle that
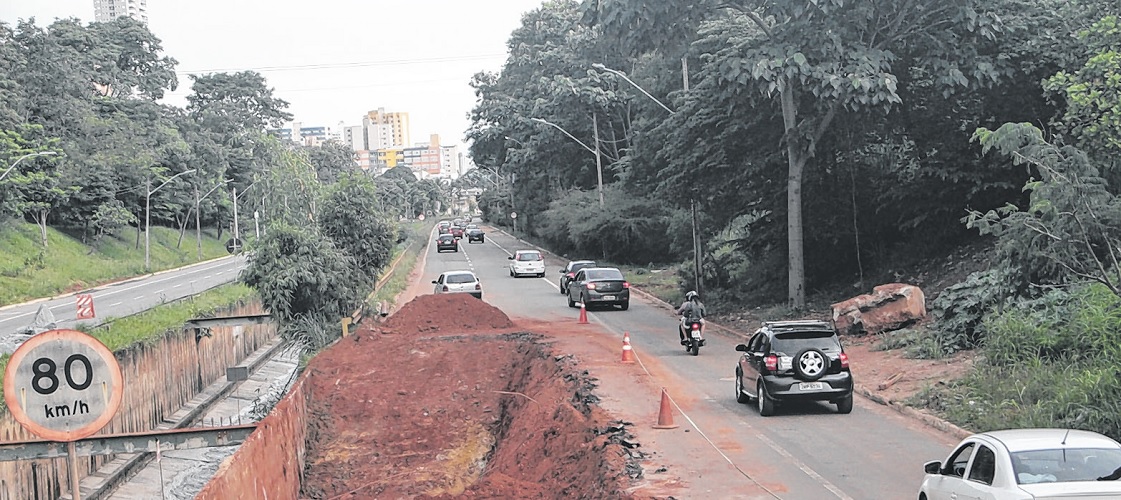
[303,141,359,184]
[969,122,1121,297]
[589,0,1005,307]
[318,173,396,285]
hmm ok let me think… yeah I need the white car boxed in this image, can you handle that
[432,270,482,299]
[508,249,545,278]
[919,428,1121,500]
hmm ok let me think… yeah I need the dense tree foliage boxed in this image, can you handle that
[468,0,1118,308]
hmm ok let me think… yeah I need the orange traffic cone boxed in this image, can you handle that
[577,302,589,324]
[653,388,679,429]
[620,332,635,364]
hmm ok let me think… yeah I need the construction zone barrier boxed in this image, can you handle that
[653,387,679,429]
[577,302,589,324]
[620,332,635,364]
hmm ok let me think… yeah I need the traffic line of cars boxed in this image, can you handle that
[433,230,1121,498]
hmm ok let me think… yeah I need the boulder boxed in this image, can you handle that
[831,283,926,336]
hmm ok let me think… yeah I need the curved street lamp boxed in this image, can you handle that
[592,63,676,114]
[531,117,605,207]
[0,151,60,182]
[146,169,196,270]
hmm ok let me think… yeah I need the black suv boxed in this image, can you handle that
[734,320,853,416]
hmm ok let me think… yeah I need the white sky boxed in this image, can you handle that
[0,0,545,150]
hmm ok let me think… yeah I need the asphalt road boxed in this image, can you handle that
[428,227,959,499]
[0,255,247,354]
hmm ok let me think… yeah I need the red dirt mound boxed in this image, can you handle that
[299,295,637,499]
[379,293,514,335]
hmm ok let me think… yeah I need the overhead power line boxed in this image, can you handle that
[176,53,507,75]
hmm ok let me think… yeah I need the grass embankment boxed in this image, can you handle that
[0,283,257,413]
[366,220,432,310]
[0,222,230,307]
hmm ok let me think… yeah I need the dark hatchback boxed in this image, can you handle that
[734,320,853,416]
[436,234,458,252]
[566,267,630,310]
[558,260,597,294]
[466,228,485,243]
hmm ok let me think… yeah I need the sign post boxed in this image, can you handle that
[4,329,123,500]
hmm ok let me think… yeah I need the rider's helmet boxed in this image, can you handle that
[685,290,699,301]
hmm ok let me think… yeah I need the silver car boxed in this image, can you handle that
[432,270,482,299]
[920,428,1121,499]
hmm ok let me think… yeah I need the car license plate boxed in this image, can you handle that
[601,295,614,301]
[798,382,824,391]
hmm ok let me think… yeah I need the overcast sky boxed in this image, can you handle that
[0,0,545,149]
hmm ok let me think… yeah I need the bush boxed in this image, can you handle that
[930,269,1008,354]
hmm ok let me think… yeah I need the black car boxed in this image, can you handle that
[566,267,629,310]
[558,260,597,294]
[436,234,458,252]
[734,320,853,416]
[466,228,485,243]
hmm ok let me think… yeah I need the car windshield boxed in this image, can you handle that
[445,274,476,284]
[517,252,541,261]
[771,331,840,355]
[439,235,454,241]
[1012,448,1121,484]
[585,269,623,280]
[571,262,596,272]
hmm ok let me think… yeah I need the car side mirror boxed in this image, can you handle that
[559,269,565,274]
[923,461,942,475]
[735,344,749,352]
[508,256,514,260]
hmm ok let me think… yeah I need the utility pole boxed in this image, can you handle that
[593,113,604,208]
[232,186,240,246]
[195,185,202,260]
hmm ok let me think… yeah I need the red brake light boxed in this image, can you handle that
[442,285,449,292]
[475,283,481,290]
[691,323,700,331]
[623,282,630,288]
[586,283,597,290]
[839,352,849,369]
[764,355,778,372]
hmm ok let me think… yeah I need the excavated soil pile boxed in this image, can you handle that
[300,294,638,499]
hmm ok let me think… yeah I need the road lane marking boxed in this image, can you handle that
[754,431,853,499]
[172,283,181,288]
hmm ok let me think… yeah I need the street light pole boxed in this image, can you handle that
[0,151,60,182]
[530,117,604,208]
[195,178,232,260]
[146,169,196,270]
[592,63,676,114]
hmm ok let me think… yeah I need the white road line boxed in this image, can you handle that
[754,431,854,499]
[110,302,121,306]
[172,283,181,288]
[134,296,144,301]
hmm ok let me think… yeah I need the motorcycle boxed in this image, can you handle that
[679,317,704,356]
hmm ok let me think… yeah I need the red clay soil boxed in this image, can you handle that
[300,293,642,499]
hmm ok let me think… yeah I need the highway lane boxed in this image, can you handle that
[429,226,958,499]
[0,255,248,354]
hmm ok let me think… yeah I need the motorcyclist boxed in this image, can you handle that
[676,290,706,345]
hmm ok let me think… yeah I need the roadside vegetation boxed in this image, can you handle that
[0,222,229,306]
[367,220,431,312]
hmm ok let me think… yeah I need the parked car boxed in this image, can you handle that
[436,234,458,252]
[432,270,482,299]
[919,429,1121,499]
[558,260,597,294]
[733,320,853,416]
[508,250,545,277]
[566,267,630,310]
[466,228,485,243]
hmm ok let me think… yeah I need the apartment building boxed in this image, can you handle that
[93,0,148,24]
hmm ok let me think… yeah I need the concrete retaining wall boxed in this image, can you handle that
[195,375,311,500]
[0,301,276,500]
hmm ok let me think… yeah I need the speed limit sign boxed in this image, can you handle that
[3,329,123,442]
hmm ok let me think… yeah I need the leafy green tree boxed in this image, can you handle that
[968,122,1121,296]
[1044,16,1121,165]
[318,173,396,284]
[241,222,361,325]
[590,0,1005,307]
[302,141,358,184]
